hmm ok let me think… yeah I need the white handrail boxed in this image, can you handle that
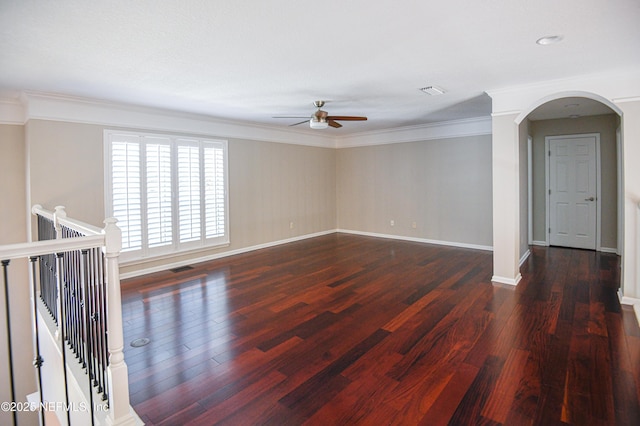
[60,215,104,236]
[31,204,103,236]
[0,235,104,260]
[31,204,54,221]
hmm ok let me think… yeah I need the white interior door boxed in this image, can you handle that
[548,135,597,250]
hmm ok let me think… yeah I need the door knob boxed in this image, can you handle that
[585,197,595,201]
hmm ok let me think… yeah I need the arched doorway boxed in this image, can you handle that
[489,80,640,324]
[519,94,622,256]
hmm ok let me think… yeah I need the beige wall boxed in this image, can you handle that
[24,119,337,275]
[530,114,618,249]
[26,120,106,226]
[1,124,27,243]
[336,135,493,247]
[0,124,37,425]
[229,138,336,247]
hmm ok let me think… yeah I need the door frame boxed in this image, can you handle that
[545,133,602,250]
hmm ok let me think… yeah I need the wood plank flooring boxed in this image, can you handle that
[121,233,640,425]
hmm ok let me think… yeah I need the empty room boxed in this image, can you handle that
[1,1,640,425]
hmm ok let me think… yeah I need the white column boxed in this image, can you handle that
[617,100,640,313]
[103,218,137,426]
[491,113,522,285]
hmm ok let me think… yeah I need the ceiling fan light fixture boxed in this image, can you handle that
[310,118,328,129]
[419,86,445,96]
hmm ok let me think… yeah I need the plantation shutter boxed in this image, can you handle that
[204,143,226,238]
[106,130,228,260]
[110,139,142,251]
[145,138,173,248]
[177,141,202,243]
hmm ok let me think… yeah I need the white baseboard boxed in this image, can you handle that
[531,241,618,255]
[336,229,493,252]
[598,247,619,254]
[120,229,337,279]
[491,273,522,286]
[121,228,493,280]
[619,295,639,306]
[519,249,531,267]
[619,294,640,327]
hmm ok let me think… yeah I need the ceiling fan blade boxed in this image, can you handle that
[328,120,342,128]
[326,116,368,121]
[289,120,309,127]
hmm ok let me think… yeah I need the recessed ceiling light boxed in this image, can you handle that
[536,35,564,45]
[419,86,445,96]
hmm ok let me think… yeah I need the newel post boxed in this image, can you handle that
[103,218,136,426]
[53,206,66,239]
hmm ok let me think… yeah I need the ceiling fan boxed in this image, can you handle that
[274,101,367,129]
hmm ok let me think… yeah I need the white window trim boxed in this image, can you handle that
[104,129,229,263]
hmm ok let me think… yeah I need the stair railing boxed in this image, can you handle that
[0,205,137,425]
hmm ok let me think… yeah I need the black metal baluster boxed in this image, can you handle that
[2,259,17,426]
[98,251,109,403]
[56,252,72,426]
[61,230,72,353]
[79,248,86,367]
[71,250,77,356]
[29,256,46,426]
[88,248,98,390]
[66,228,83,364]
[94,251,105,398]
[78,249,86,370]
[80,250,96,425]
[37,215,58,322]
[70,250,78,358]
[90,248,102,396]
[72,249,82,362]
[63,251,71,350]
[64,249,73,356]
[41,252,57,323]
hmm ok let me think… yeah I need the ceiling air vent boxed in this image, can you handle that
[170,265,194,273]
[419,86,445,96]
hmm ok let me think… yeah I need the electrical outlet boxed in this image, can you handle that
[390,220,395,226]
[412,221,417,229]
[289,221,294,229]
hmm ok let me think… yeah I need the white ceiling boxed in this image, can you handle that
[1,0,638,134]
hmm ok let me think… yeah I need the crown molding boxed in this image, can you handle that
[334,116,492,149]
[16,91,337,148]
[487,68,640,114]
[613,96,640,104]
[2,91,494,148]
[491,110,521,117]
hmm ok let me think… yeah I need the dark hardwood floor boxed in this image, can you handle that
[121,233,640,425]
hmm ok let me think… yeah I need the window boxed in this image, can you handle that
[105,130,228,260]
